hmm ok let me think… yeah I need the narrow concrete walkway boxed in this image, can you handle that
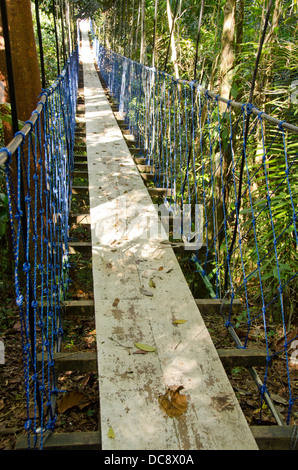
[80,21,258,450]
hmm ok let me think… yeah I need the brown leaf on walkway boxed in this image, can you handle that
[158,385,188,417]
[58,391,89,414]
[113,298,120,307]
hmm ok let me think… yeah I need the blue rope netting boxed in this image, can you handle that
[92,33,298,425]
[0,47,79,448]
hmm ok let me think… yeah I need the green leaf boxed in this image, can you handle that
[108,427,115,439]
[134,342,156,352]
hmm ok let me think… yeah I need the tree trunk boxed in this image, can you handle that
[59,0,67,65]
[152,0,158,68]
[166,0,179,79]
[219,0,236,108]
[140,0,146,64]
[0,0,41,144]
[215,0,236,263]
[65,0,72,56]
[128,0,136,60]
[235,0,244,66]
[193,0,205,81]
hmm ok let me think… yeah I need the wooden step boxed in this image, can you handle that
[69,213,91,225]
[217,348,268,369]
[75,131,86,138]
[73,170,89,178]
[72,185,89,195]
[128,147,141,155]
[37,350,97,372]
[15,431,101,450]
[74,162,88,170]
[250,425,298,451]
[159,240,206,254]
[195,298,242,315]
[140,173,155,182]
[37,347,268,374]
[137,164,154,173]
[62,299,94,316]
[74,144,87,152]
[148,187,175,198]
[134,157,146,165]
[69,241,91,254]
[74,154,87,162]
[68,240,205,256]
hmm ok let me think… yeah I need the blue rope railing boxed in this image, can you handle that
[92,35,298,425]
[0,47,79,448]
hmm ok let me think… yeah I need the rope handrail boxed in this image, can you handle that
[0,54,78,166]
[0,46,79,449]
[92,42,298,135]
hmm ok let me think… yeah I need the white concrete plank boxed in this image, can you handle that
[80,21,258,450]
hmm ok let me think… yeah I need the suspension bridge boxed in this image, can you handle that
[0,19,297,450]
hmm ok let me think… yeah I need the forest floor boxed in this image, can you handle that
[0,276,99,450]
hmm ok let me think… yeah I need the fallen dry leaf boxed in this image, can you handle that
[275,327,298,352]
[113,298,120,307]
[58,391,89,414]
[158,385,188,417]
